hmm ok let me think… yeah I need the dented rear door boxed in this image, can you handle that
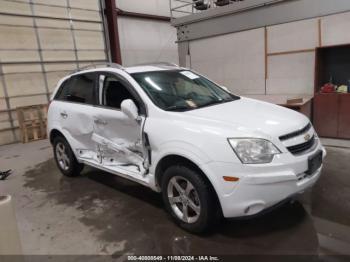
[57,73,98,160]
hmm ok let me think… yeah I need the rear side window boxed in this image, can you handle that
[55,78,71,100]
[55,73,96,105]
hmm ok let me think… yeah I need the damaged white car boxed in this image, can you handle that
[48,62,326,233]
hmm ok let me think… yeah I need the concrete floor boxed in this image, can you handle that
[1,139,350,257]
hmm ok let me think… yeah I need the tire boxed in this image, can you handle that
[53,136,84,177]
[161,165,218,233]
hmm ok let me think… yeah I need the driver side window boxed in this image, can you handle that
[99,74,139,110]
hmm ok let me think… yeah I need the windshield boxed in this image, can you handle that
[131,70,240,111]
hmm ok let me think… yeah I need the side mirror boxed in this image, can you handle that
[121,99,139,121]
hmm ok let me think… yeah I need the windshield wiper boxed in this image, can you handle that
[164,105,192,111]
[197,99,233,109]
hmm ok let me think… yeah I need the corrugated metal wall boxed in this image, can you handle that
[0,0,108,145]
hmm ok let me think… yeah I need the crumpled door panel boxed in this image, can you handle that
[91,133,145,173]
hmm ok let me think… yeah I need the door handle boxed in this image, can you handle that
[60,111,68,119]
[94,119,107,125]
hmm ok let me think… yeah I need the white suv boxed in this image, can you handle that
[48,62,325,232]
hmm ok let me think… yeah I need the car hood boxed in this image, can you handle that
[183,97,309,138]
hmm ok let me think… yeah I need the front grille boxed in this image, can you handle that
[286,135,315,155]
[279,123,311,141]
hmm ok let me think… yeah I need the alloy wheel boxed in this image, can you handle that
[167,176,201,223]
[55,142,70,171]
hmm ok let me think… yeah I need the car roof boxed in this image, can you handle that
[69,62,182,77]
[124,64,179,74]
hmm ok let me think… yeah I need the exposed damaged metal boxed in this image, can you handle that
[91,134,145,173]
[72,117,149,177]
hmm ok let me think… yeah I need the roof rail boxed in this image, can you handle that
[130,62,179,67]
[71,62,124,74]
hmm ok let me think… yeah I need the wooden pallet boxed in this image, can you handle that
[16,104,48,143]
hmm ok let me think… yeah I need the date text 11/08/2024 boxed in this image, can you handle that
[127,255,220,261]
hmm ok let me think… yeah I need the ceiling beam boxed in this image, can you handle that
[173,0,350,42]
[116,9,171,22]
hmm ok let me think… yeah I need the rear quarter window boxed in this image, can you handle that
[54,73,96,105]
[54,78,71,101]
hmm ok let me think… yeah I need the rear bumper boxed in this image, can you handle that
[200,140,326,218]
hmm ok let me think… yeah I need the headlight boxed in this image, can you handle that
[228,138,281,164]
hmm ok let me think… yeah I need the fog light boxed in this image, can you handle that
[244,202,265,215]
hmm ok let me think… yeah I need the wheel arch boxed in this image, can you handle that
[155,154,222,214]
[49,129,65,144]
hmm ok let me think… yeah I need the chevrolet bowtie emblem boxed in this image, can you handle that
[304,134,311,141]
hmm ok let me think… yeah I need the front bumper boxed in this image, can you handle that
[201,139,326,218]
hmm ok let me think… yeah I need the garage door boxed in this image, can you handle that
[0,0,109,145]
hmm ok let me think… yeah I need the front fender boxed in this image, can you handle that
[150,141,228,196]
[151,140,212,174]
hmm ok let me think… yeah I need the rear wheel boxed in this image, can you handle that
[53,136,83,177]
[161,165,217,233]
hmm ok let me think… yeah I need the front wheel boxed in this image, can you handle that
[53,136,84,177]
[161,165,218,233]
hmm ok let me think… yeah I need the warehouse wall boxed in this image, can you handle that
[187,11,350,96]
[116,0,170,17]
[115,0,178,66]
[0,0,108,145]
[190,28,266,94]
